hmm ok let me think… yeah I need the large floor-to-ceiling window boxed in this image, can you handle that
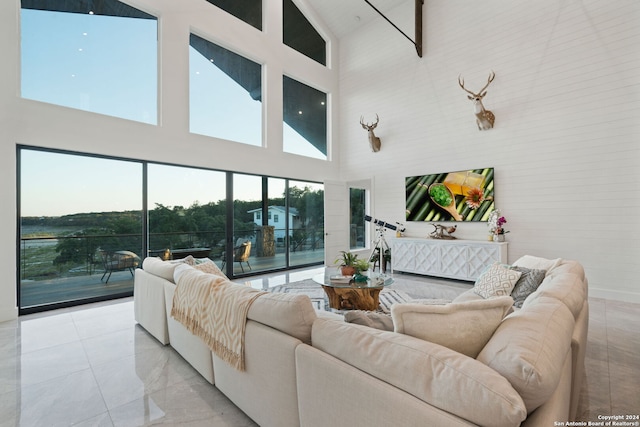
[19,149,143,311]
[18,147,324,313]
[16,0,333,313]
[147,164,227,264]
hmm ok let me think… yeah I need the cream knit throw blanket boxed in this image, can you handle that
[171,268,266,371]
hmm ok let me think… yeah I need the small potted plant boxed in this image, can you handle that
[334,251,369,276]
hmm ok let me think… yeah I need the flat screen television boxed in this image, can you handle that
[405,167,494,222]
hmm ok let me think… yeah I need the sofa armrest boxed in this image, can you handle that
[133,268,169,344]
[569,299,589,420]
[311,318,526,427]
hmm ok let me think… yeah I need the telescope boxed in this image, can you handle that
[364,215,405,232]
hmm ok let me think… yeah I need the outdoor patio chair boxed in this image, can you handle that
[99,250,141,283]
[221,241,252,273]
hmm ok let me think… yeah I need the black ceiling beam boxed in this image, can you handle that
[364,0,424,57]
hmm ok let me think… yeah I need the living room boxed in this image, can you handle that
[0,0,638,424]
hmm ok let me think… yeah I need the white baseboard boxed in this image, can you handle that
[0,306,19,323]
[589,287,640,304]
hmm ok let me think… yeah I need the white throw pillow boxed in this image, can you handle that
[512,255,562,274]
[193,258,226,277]
[473,262,522,298]
[391,296,514,358]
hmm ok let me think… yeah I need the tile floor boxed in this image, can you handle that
[1,268,638,426]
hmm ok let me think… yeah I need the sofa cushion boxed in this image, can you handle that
[546,260,586,282]
[452,288,484,303]
[248,292,317,344]
[345,311,394,331]
[391,296,514,358]
[525,273,587,319]
[142,257,185,283]
[476,295,575,413]
[513,255,562,274]
[511,267,546,308]
[473,262,522,298]
[312,318,527,426]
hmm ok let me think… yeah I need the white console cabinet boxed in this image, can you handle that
[391,238,508,282]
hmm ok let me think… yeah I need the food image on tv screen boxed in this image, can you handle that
[405,168,495,222]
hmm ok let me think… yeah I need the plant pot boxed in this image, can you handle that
[493,234,505,242]
[340,266,356,276]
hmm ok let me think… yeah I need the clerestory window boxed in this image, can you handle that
[205,0,262,31]
[283,76,327,159]
[20,0,158,124]
[189,33,263,146]
[283,0,326,66]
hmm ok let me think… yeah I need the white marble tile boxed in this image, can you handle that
[71,412,115,427]
[92,346,198,410]
[108,375,257,427]
[0,369,107,427]
[81,325,163,367]
[18,340,91,387]
[72,305,136,340]
[18,313,81,354]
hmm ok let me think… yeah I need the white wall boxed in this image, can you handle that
[338,0,640,301]
[0,0,340,321]
[1,0,638,321]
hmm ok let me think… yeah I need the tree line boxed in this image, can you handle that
[22,186,324,268]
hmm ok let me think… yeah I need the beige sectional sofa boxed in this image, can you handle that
[134,255,588,427]
[134,256,333,427]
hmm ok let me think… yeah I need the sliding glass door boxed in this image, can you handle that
[19,150,143,311]
[147,164,226,265]
[289,180,324,267]
[18,147,324,313]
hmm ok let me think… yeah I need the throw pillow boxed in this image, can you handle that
[473,262,522,299]
[193,258,226,277]
[171,255,195,265]
[511,267,546,308]
[391,296,514,358]
[344,311,394,331]
[512,255,562,273]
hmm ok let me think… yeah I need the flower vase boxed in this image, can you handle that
[493,234,505,242]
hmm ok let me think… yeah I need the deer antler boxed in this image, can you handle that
[458,75,476,96]
[458,71,495,97]
[477,71,495,96]
[360,114,379,130]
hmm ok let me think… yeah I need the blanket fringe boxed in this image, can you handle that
[170,287,264,372]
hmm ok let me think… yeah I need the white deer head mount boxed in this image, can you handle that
[360,114,381,152]
[458,71,496,131]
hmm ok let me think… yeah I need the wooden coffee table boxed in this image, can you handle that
[313,269,394,311]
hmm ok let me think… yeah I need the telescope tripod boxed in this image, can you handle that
[369,226,390,273]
